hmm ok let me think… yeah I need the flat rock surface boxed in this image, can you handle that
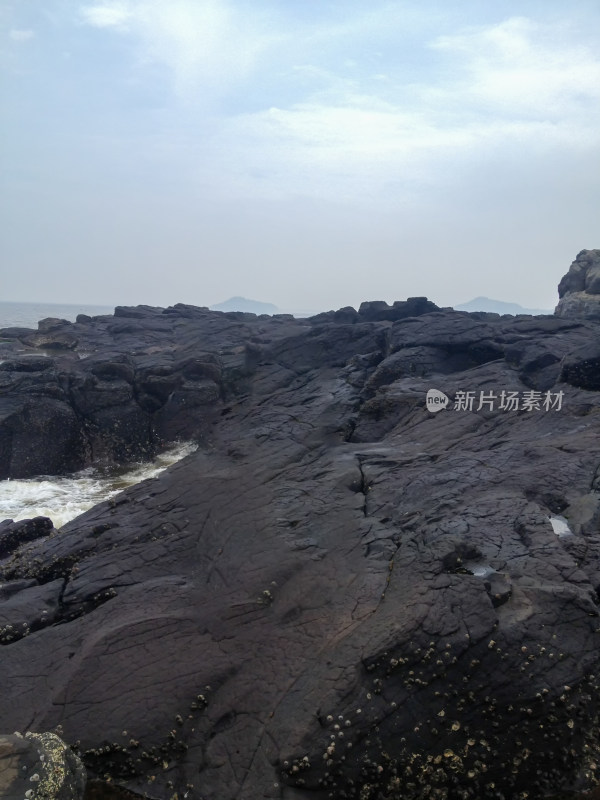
[1,299,600,799]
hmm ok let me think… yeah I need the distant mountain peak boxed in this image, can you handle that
[210,297,279,315]
[454,297,552,316]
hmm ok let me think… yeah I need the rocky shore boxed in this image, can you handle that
[1,251,600,799]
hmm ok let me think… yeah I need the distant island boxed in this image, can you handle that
[454,296,553,315]
[210,296,279,315]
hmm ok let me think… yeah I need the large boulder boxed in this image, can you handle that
[555,249,600,319]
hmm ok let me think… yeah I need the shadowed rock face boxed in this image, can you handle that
[1,273,600,800]
[555,250,600,320]
[0,304,315,479]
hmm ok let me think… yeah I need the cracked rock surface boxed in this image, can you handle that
[1,281,600,799]
[555,250,600,321]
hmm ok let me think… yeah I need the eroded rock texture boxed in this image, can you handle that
[1,276,600,800]
[0,303,307,479]
[555,250,600,320]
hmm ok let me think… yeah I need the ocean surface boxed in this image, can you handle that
[0,300,115,330]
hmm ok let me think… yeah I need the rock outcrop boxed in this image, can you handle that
[555,249,600,319]
[0,731,86,799]
[1,257,600,799]
[0,305,311,479]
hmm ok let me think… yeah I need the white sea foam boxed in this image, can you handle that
[0,442,197,529]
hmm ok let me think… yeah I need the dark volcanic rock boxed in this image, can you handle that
[0,731,86,799]
[0,517,55,559]
[358,296,440,322]
[20,330,79,350]
[561,343,600,391]
[38,317,72,333]
[0,307,311,478]
[555,249,600,319]
[2,268,600,800]
[114,305,166,319]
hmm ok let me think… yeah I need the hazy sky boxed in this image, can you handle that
[2,1,599,313]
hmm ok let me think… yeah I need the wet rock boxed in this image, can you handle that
[0,358,55,373]
[0,398,85,479]
[485,571,513,607]
[0,517,55,559]
[561,343,600,391]
[84,782,145,799]
[0,309,309,478]
[20,331,79,350]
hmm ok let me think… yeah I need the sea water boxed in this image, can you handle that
[0,442,197,529]
[0,301,115,330]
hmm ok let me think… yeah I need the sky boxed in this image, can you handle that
[1,0,599,314]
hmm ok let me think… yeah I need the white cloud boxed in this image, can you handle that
[81,3,131,28]
[201,15,599,204]
[430,17,600,119]
[208,100,592,206]
[77,6,600,125]
[76,5,600,206]
[9,29,35,41]
[80,0,278,96]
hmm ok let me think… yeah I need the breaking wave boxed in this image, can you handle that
[0,442,197,529]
